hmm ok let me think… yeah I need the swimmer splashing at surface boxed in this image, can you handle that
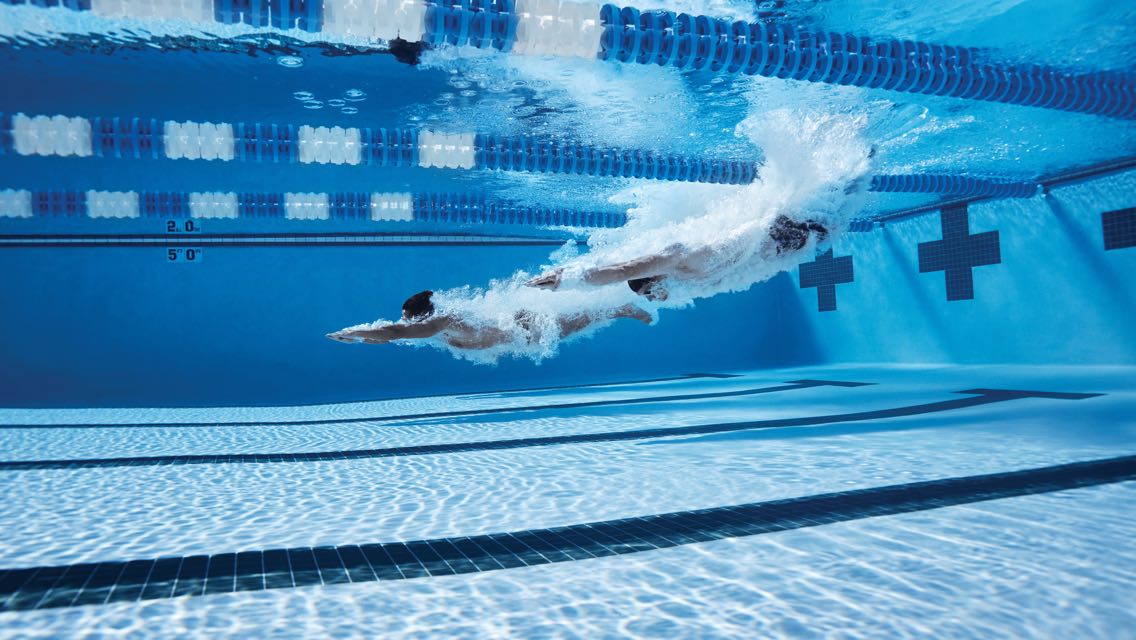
[524,215,832,300]
[328,110,875,362]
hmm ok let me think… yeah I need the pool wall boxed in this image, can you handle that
[2,166,1133,408]
[0,240,815,407]
[792,168,1136,364]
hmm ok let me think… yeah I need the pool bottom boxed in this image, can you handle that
[2,454,1133,615]
[0,364,1133,636]
[1,482,1132,638]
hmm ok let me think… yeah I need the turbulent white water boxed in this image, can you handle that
[350,109,875,363]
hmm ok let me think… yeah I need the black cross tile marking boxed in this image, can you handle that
[2,455,1132,612]
[799,249,854,311]
[1102,207,1136,250]
[918,204,1001,301]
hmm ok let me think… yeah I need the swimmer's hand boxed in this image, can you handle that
[524,268,563,290]
[327,330,363,344]
[327,328,391,344]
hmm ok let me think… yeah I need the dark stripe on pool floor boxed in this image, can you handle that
[457,372,742,399]
[2,455,1132,612]
[0,388,1100,471]
[0,378,846,430]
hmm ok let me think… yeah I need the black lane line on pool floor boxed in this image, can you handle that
[2,454,1132,612]
[0,389,1099,471]
[0,378,841,430]
[456,372,742,399]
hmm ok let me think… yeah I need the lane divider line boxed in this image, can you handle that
[1,454,1131,611]
[0,388,1102,470]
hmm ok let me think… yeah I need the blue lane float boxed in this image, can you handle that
[1,113,1050,198]
[0,112,758,185]
[0,187,629,227]
[2,172,1038,227]
[4,0,1133,119]
[596,5,1135,119]
[869,174,1039,199]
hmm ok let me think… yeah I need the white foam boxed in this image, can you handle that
[340,110,873,364]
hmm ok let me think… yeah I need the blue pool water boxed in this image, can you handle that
[1,0,1135,636]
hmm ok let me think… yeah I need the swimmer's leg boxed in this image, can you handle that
[555,313,594,338]
[555,304,652,339]
[580,244,686,286]
[525,244,687,289]
[446,326,512,350]
[611,304,653,325]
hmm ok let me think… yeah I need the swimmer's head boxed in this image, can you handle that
[402,290,435,321]
[628,276,668,301]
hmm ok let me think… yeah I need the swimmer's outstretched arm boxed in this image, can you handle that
[328,316,450,344]
[526,244,687,289]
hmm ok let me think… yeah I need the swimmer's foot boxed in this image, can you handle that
[524,268,563,290]
[615,304,654,325]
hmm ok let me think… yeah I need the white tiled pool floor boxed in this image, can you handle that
[1,365,1134,638]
